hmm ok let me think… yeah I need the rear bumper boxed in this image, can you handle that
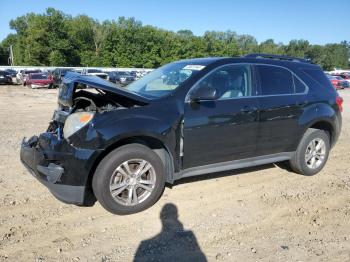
[30,84,51,89]
[20,134,98,206]
[333,112,342,147]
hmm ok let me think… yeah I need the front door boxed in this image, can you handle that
[183,64,260,169]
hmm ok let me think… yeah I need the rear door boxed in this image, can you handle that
[254,64,308,155]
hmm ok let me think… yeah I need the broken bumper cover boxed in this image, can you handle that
[20,134,98,206]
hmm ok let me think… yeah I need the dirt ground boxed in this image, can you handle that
[0,85,349,262]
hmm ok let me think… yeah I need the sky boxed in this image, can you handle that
[0,0,349,45]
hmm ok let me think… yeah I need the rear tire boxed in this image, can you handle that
[289,128,330,176]
[92,144,165,215]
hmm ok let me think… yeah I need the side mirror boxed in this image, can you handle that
[191,87,218,102]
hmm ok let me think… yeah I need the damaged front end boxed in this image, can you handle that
[20,72,149,206]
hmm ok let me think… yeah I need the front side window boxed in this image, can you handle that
[256,65,294,95]
[191,64,253,100]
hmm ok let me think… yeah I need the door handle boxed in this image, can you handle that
[241,106,258,113]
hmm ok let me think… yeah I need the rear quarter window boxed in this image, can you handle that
[301,68,332,89]
[293,75,307,93]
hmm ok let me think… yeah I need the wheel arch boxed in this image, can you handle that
[87,135,175,191]
[308,120,334,145]
[299,103,340,148]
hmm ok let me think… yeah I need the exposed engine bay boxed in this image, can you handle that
[67,86,143,113]
[47,80,148,138]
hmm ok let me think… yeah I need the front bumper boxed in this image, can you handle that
[20,133,98,206]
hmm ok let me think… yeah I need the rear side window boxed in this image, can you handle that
[256,65,294,95]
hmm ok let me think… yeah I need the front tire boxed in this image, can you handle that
[92,144,165,215]
[289,128,330,176]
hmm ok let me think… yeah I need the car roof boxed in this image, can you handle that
[176,55,319,70]
[175,57,226,66]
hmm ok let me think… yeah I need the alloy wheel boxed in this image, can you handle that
[305,138,326,169]
[109,159,156,206]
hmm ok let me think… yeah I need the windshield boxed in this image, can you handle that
[87,69,102,73]
[126,62,204,98]
[25,70,41,74]
[117,71,130,76]
[30,73,49,79]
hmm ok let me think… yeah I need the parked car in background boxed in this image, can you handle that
[4,69,18,83]
[21,54,342,215]
[327,75,348,89]
[0,71,12,84]
[52,68,73,87]
[17,69,42,85]
[107,71,135,86]
[4,69,17,76]
[332,73,350,85]
[128,71,141,80]
[82,69,108,79]
[24,73,54,89]
[73,69,83,74]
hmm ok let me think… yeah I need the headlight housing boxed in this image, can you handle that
[63,112,94,138]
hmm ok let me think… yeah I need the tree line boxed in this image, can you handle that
[0,8,349,70]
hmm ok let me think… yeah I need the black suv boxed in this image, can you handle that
[20,54,342,215]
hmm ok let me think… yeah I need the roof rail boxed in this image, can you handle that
[244,53,311,63]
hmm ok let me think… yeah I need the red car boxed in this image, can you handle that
[333,73,350,85]
[327,75,347,90]
[24,73,54,89]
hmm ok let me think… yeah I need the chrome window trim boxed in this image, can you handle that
[185,62,309,103]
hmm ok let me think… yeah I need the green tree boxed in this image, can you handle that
[258,39,283,55]
[0,44,8,65]
[284,39,310,57]
[321,43,349,70]
[1,8,349,69]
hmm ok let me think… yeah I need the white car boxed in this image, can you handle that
[82,69,108,79]
[17,69,42,84]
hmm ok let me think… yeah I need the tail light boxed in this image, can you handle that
[336,96,343,112]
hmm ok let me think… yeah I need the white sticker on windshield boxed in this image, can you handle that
[183,65,205,71]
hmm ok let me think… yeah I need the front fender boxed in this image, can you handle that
[68,106,182,175]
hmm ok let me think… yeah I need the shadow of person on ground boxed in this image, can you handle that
[134,203,207,262]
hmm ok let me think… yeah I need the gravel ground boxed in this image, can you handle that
[0,85,349,262]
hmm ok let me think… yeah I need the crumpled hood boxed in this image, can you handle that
[59,72,149,107]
